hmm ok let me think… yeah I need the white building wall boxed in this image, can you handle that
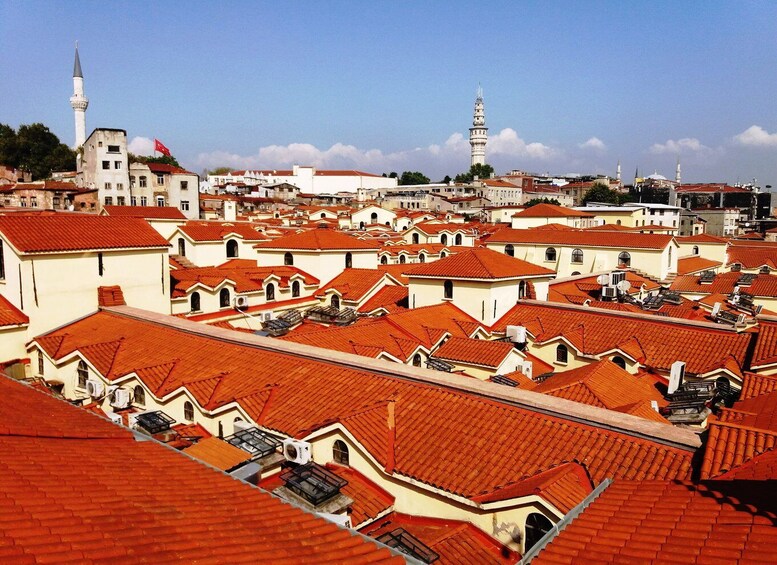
[255,249,378,286]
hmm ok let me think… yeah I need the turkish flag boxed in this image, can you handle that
[154,139,171,156]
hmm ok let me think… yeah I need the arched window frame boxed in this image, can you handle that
[443,280,453,299]
[291,280,300,298]
[505,244,515,257]
[345,252,352,269]
[545,247,557,262]
[618,251,631,267]
[556,344,568,364]
[333,440,349,466]
[525,513,554,552]
[612,356,626,369]
[226,239,239,258]
[190,292,201,312]
[183,401,194,422]
[265,283,275,301]
[331,294,340,309]
[77,360,88,389]
[284,252,294,266]
[219,288,230,308]
[134,385,146,406]
[571,248,584,264]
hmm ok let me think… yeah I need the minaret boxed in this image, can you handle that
[616,160,621,183]
[469,86,488,167]
[69,42,88,148]
[675,156,681,184]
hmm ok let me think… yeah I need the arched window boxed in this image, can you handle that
[226,239,239,258]
[440,251,447,258]
[505,244,514,257]
[545,247,557,262]
[571,271,581,276]
[77,361,88,389]
[134,385,145,406]
[266,283,275,301]
[291,280,300,298]
[371,212,378,223]
[612,356,626,369]
[618,251,631,267]
[556,344,568,364]
[284,252,294,265]
[412,233,420,244]
[440,234,448,246]
[333,440,349,466]
[668,245,672,267]
[320,212,326,219]
[443,280,453,299]
[454,233,462,245]
[525,513,554,552]
[692,245,699,255]
[616,219,622,226]
[331,294,340,309]
[359,221,365,230]
[345,252,352,269]
[519,281,527,299]
[219,288,230,308]
[178,237,186,256]
[399,255,406,264]
[571,248,584,264]
[381,255,388,265]
[190,292,201,312]
[419,253,426,263]
[183,401,194,421]
[412,354,422,367]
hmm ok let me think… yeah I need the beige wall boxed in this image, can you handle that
[255,249,378,286]
[677,241,728,266]
[170,232,261,266]
[0,325,29,364]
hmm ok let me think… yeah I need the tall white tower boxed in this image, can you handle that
[469,86,488,167]
[675,156,682,184]
[70,43,88,148]
[616,160,621,183]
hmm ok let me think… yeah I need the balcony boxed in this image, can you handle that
[279,462,348,507]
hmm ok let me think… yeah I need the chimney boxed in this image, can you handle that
[224,200,237,222]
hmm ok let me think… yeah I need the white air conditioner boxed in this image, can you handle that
[282,439,312,465]
[234,296,248,309]
[610,271,626,286]
[263,312,273,321]
[86,378,105,399]
[650,400,659,413]
[668,361,686,395]
[521,361,533,381]
[711,302,722,317]
[506,325,527,344]
[601,286,617,300]
[107,412,123,425]
[110,388,132,409]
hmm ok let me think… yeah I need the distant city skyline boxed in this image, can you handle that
[2,1,777,185]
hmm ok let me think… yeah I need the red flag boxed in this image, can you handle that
[154,138,171,156]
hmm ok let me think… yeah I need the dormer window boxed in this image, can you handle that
[571,249,583,264]
[545,247,556,262]
[443,280,453,299]
[332,440,349,466]
[556,344,568,364]
[505,244,514,257]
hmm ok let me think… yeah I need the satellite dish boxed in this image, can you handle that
[617,280,632,292]
[596,274,610,285]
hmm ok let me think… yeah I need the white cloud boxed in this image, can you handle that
[193,128,556,176]
[578,137,606,151]
[649,137,711,154]
[127,136,155,155]
[733,125,777,147]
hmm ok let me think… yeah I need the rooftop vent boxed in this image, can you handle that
[699,270,716,284]
[279,462,348,507]
[376,528,440,564]
[224,427,281,458]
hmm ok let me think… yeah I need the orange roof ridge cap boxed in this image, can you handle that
[102,305,703,450]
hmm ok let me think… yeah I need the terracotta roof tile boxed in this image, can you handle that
[0,294,28,327]
[255,227,381,250]
[488,228,674,249]
[671,271,777,296]
[316,268,389,301]
[182,436,253,471]
[513,203,594,218]
[179,221,268,242]
[326,464,395,528]
[97,285,125,307]
[727,245,777,269]
[358,285,409,314]
[677,255,723,275]
[433,336,516,368]
[406,247,555,279]
[0,215,170,253]
[103,205,187,220]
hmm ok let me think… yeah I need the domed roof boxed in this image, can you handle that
[646,173,667,180]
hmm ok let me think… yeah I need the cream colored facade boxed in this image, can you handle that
[350,205,397,229]
[677,239,728,265]
[510,213,598,230]
[0,246,170,336]
[169,229,262,266]
[434,348,528,380]
[575,206,644,227]
[402,226,475,247]
[254,249,378,286]
[0,324,29,364]
[409,277,551,326]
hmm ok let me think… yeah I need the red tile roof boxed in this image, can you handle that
[103,205,187,220]
[326,464,395,528]
[531,479,777,564]
[433,336,516,368]
[677,255,723,275]
[182,436,253,471]
[410,222,472,235]
[549,271,660,305]
[316,268,389,301]
[255,227,381,250]
[171,263,318,296]
[144,162,195,175]
[179,220,268,242]
[0,215,170,253]
[0,376,402,564]
[358,285,409,314]
[671,271,777,296]
[488,228,674,249]
[677,233,729,244]
[0,294,28,327]
[727,245,777,269]
[97,285,126,307]
[361,513,518,563]
[493,301,752,376]
[406,247,555,279]
[34,310,696,501]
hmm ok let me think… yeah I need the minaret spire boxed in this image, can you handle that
[70,41,88,148]
[675,156,682,184]
[616,160,621,183]
[469,85,488,167]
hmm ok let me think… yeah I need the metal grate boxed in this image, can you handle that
[492,374,518,387]
[642,294,664,310]
[135,411,175,434]
[278,309,302,326]
[425,357,453,372]
[737,273,756,286]
[660,291,683,305]
[716,310,740,325]
[261,318,291,337]
[376,528,439,563]
[280,462,348,506]
[224,427,281,458]
[699,270,716,283]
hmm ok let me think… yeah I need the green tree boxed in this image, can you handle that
[208,166,232,175]
[582,181,621,205]
[9,123,77,180]
[128,153,181,168]
[525,198,561,207]
[454,163,494,183]
[399,171,430,185]
[441,175,452,184]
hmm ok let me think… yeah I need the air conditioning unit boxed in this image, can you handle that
[86,378,105,399]
[668,361,686,395]
[610,271,626,286]
[282,439,312,465]
[234,295,248,309]
[521,360,533,381]
[263,312,273,321]
[601,286,617,300]
[107,412,123,425]
[711,302,722,317]
[506,325,527,344]
[109,388,132,409]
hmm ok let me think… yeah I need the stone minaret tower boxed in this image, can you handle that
[616,160,621,183]
[675,156,682,184]
[70,43,88,148]
[469,86,488,167]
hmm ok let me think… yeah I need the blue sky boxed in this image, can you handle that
[2,1,777,185]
